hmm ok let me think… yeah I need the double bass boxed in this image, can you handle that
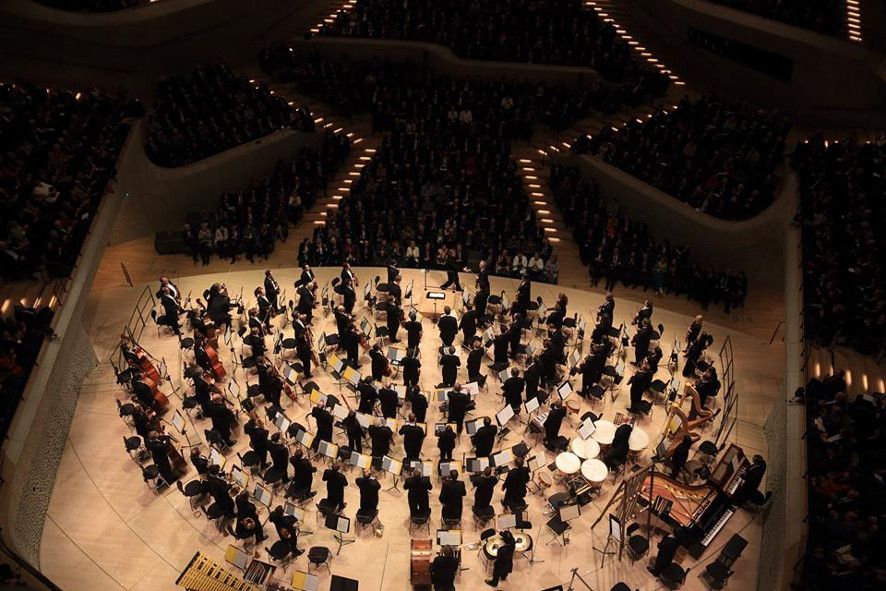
[204,345,227,381]
[139,374,170,412]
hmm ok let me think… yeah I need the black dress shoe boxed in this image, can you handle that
[485,580,497,587]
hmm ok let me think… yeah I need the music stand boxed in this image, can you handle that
[381,455,404,493]
[593,513,621,568]
[169,409,196,448]
[324,513,354,555]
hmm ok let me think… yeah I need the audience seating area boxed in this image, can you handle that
[33,0,148,11]
[174,131,351,264]
[571,93,790,220]
[551,164,748,311]
[0,305,55,441]
[801,373,886,590]
[146,63,315,168]
[318,0,670,94]
[1,81,142,280]
[792,135,884,357]
[263,52,581,278]
[706,0,845,37]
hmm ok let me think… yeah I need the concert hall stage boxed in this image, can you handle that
[39,266,782,591]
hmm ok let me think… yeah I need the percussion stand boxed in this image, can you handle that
[565,567,593,591]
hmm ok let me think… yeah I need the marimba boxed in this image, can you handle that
[176,551,261,591]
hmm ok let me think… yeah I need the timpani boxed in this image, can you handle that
[591,419,616,455]
[566,399,581,415]
[581,459,608,485]
[569,437,600,460]
[483,532,533,560]
[628,426,650,461]
[555,452,581,476]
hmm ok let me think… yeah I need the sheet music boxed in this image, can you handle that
[291,571,319,591]
[382,455,402,475]
[318,440,338,458]
[524,397,541,414]
[296,429,315,448]
[408,460,433,477]
[336,516,350,534]
[283,365,299,384]
[496,404,515,426]
[309,389,327,406]
[466,457,491,473]
[230,465,249,488]
[355,412,371,429]
[492,449,514,467]
[579,418,596,440]
[498,369,510,383]
[527,455,542,472]
[227,380,241,400]
[331,403,348,420]
[461,382,479,397]
[465,418,481,435]
[350,451,372,469]
[274,412,291,434]
[225,545,250,571]
[557,381,573,400]
[437,529,463,546]
[209,447,225,468]
[496,514,517,530]
[171,410,186,433]
[252,483,272,506]
[394,384,407,400]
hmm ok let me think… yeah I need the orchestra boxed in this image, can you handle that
[110,268,759,590]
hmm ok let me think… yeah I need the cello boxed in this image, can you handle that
[140,374,170,412]
[204,344,227,381]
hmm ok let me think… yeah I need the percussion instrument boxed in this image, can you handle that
[565,399,581,415]
[482,532,533,559]
[410,539,432,586]
[591,420,616,445]
[555,452,581,475]
[569,437,600,460]
[534,471,554,490]
[176,551,261,591]
[628,427,650,452]
[581,459,608,484]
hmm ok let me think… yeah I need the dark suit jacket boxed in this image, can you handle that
[439,479,466,519]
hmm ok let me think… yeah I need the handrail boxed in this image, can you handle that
[0,533,63,591]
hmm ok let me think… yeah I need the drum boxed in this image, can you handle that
[581,459,608,484]
[591,420,616,445]
[535,471,554,490]
[484,533,533,558]
[566,399,581,415]
[628,427,650,453]
[555,452,581,475]
[569,437,600,460]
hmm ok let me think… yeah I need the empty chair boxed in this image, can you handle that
[660,562,687,589]
[307,546,332,572]
[409,509,432,536]
[124,435,146,463]
[355,508,379,532]
[266,540,293,567]
[204,429,231,453]
[472,505,495,529]
[176,479,208,515]
[142,464,167,494]
[625,523,649,562]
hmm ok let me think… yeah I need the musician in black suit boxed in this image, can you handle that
[378,383,398,419]
[402,348,421,388]
[370,345,389,382]
[597,292,615,328]
[669,435,693,479]
[632,319,653,365]
[506,313,523,359]
[342,322,360,367]
[157,276,181,302]
[513,276,531,317]
[296,282,316,323]
[476,260,490,292]
[340,262,356,289]
[343,411,365,453]
[602,422,633,469]
[295,332,314,379]
[322,463,348,512]
[485,529,516,587]
[733,454,768,507]
[368,418,393,458]
[467,338,487,386]
[205,284,238,327]
[208,395,237,446]
[438,307,458,348]
[440,346,461,387]
[649,532,682,576]
[310,404,334,447]
[247,308,265,338]
[342,282,357,314]
[437,424,457,461]
[288,448,316,498]
[539,340,558,387]
[471,417,497,457]
[501,456,529,510]
[244,417,269,468]
[502,368,525,413]
[264,270,280,315]
[266,433,290,482]
[405,309,423,349]
[647,344,664,374]
[406,386,428,423]
[447,387,469,434]
[261,363,284,408]
[472,466,497,511]
[255,287,273,332]
[492,332,509,367]
[297,264,315,288]
[430,546,459,591]
[439,249,462,291]
[159,286,182,335]
[399,415,426,461]
[405,468,433,516]
[459,303,478,343]
[206,465,235,517]
[475,287,490,320]
[524,355,541,402]
[388,274,403,306]
[334,306,351,337]
[146,431,178,484]
[439,470,466,522]
[386,299,402,342]
[627,362,653,413]
[357,378,377,414]
[291,313,308,340]
[356,470,380,513]
[543,401,567,448]
[633,299,654,326]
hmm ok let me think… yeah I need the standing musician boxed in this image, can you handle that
[406,386,429,423]
[439,470,466,523]
[524,354,541,402]
[632,318,653,365]
[356,469,381,515]
[386,260,400,285]
[341,263,358,313]
[255,286,273,332]
[475,287,490,323]
[440,346,461,388]
[430,546,459,591]
[404,468,433,516]
[513,275,531,318]
[446,386,469,435]
[502,368,525,414]
[243,326,267,359]
[596,292,615,329]
[246,308,264,337]
[208,394,238,447]
[466,338,486,387]
[543,401,567,449]
[193,335,225,381]
[263,270,280,315]
[357,377,377,414]
[485,529,516,587]
[322,462,348,513]
[368,418,394,458]
[295,332,314,379]
[205,283,240,328]
[159,286,184,335]
[342,321,361,368]
[438,307,458,348]
[387,297,403,343]
[292,312,308,340]
[297,263,315,288]
[404,309,423,349]
[685,315,704,349]
[471,417,497,457]
[370,345,390,382]
[459,302,478,344]
[388,274,403,307]
[400,414,425,461]
[402,347,421,388]
[259,360,284,408]
[501,456,529,511]
[157,276,181,302]
[296,281,317,324]
[439,248,462,291]
[244,417,270,469]
[334,306,351,338]
[146,430,180,484]
[311,403,335,447]
[633,299,654,326]
[344,411,365,453]
[627,361,654,413]
[472,466,497,513]
[574,344,607,399]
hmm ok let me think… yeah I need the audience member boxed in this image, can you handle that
[35,0,148,11]
[550,164,748,311]
[146,63,314,167]
[792,135,884,356]
[572,94,789,219]
[1,82,142,279]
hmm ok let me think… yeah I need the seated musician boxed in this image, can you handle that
[235,491,266,543]
[193,336,213,374]
[602,421,634,469]
[649,531,682,576]
[733,455,769,507]
[243,326,267,359]
[131,375,157,410]
[430,545,459,591]
[146,430,179,484]
[120,337,141,367]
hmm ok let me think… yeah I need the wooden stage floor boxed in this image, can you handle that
[39,264,784,591]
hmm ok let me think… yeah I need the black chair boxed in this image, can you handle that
[409,509,431,536]
[116,399,135,425]
[204,429,230,453]
[307,546,332,572]
[611,583,633,591]
[176,479,208,516]
[355,508,379,532]
[182,395,203,420]
[124,435,146,463]
[472,505,495,529]
[141,464,167,494]
[286,485,316,507]
[316,499,340,521]
[659,562,687,589]
[266,540,293,567]
[506,499,529,515]
[625,523,649,562]
[238,451,263,474]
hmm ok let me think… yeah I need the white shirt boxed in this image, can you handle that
[512,254,527,271]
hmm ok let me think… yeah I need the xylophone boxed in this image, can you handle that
[175,551,262,591]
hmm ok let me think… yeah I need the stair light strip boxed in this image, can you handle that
[845,0,862,42]
[585,1,683,85]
